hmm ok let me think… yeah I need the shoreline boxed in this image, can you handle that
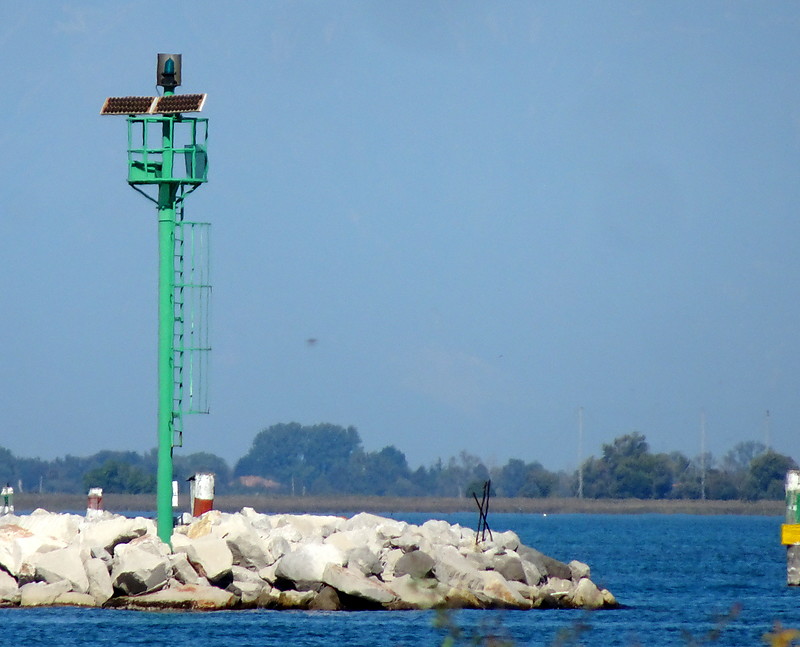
[11,494,783,516]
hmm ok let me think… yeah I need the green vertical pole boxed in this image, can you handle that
[157,106,177,544]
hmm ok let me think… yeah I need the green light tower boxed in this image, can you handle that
[102,54,211,543]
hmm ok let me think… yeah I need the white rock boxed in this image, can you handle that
[380,548,405,581]
[433,545,485,591]
[272,514,343,540]
[79,516,149,554]
[264,535,290,562]
[421,519,460,546]
[33,545,89,594]
[115,584,236,610]
[569,560,591,581]
[18,510,81,544]
[0,525,26,576]
[174,534,233,584]
[0,569,19,602]
[0,523,65,577]
[224,524,272,571]
[85,557,114,604]
[388,574,447,609]
[169,552,205,586]
[346,546,383,577]
[275,543,345,583]
[479,570,528,608]
[20,580,71,607]
[228,579,264,604]
[321,564,395,605]
[111,542,170,595]
[323,529,364,554]
[53,591,97,607]
[572,577,604,609]
[491,530,521,552]
[344,512,405,539]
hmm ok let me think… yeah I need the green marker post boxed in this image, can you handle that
[101,54,210,544]
[157,99,177,543]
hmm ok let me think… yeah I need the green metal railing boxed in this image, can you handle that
[126,115,208,185]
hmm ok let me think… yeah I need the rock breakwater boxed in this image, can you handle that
[0,508,617,611]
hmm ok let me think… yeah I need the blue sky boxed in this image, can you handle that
[1,2,799,472]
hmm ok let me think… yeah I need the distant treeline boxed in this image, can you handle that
[0,423,794,501]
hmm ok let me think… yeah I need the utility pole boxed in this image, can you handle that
[577,406,584,499]
[700,411,706,501]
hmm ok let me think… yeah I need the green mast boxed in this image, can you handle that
[156,86,178,543]
[101,55,210,543]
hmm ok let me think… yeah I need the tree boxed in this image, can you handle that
[581,433,678,499]
[742,450,797,501]
[234,422,362,495]
[355,446,412,496]
[83,460,156,494]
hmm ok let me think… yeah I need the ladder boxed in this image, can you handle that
[172,202,211,448]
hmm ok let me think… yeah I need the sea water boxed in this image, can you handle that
[1,513,797,646]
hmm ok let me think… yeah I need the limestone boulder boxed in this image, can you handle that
[169,552,207,587]
[0,525,26,576]
[111,541,170,595]
[264,535,291,562]
[276,589,315,609]
[0,524,65,577]
[107,584,237,611]
[224,524,272,571]
[346,546,383,577]
[275,543,345,584]
[309,585,342,610]
[572,577,604,609]
[433,545,485,592]
[173,534,233,585]
[420,519,460,547]
[569,560,591,581]
[379,548,405,581]
[272,514,344,541]
[343,513,407,543]
[19,580,71,607]
[387,574,448,609]
[491,530,521,552]
[517,545,572,581]
[85,557,114,605]
[79,516,150,554]
[323,529,366,555]
[18,510,81,545]
[0,569,19,603]
[240,507,273,533]
[492,553,527,583]
[33,545,89,594]
[394,550,435,579]
[321,564,395,606]
[227,566,268,604]
[479,570,529,609]
[53,591,97,607]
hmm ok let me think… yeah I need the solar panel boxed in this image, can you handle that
[100,96,157,115]
[153,93,207,114]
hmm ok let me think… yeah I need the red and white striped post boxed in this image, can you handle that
[190,473,215,517]
[86,487,103,518]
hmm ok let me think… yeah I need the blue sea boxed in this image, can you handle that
[1,512,797,646]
